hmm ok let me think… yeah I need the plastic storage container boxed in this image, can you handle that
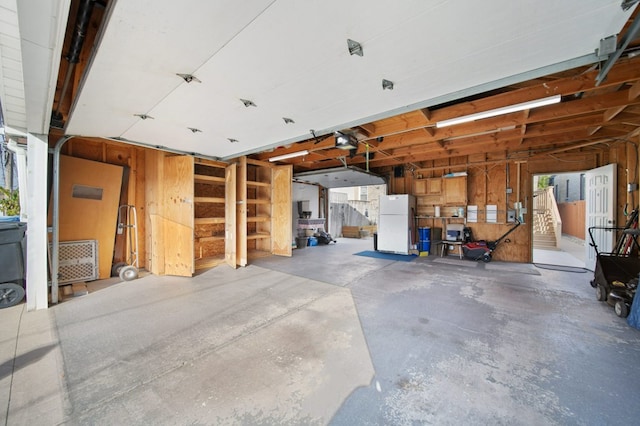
[419,227,431,253]
[295,236,308,249]
[0,222,27,308]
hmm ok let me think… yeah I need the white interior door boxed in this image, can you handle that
[585,163,616,271]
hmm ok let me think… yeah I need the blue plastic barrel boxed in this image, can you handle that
[419,227,431,252]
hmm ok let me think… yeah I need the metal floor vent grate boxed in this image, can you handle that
[50,240,99,284]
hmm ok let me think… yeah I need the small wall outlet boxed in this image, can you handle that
[506,187,513,194]
[628,183,638,192]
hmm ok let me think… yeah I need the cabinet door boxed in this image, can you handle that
[163,155,194,276]
[443,176,467,205]
[272,165,292,257]
[414,180,427,195]
[224,163,237,268]
[427,178,442,194]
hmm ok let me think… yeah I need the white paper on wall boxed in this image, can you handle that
[467,205,478,222]
[486,205,498,223]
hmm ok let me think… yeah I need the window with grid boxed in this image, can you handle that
[360,186,368,201]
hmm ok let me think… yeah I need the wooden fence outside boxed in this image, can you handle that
[558,201,585,240]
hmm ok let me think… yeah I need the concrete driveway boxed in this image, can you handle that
[2,238,640,425]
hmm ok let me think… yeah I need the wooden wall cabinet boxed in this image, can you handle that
[414,175,467,217]
[443,176,467,205]
[414,177,442,195]
[427,178,442,194]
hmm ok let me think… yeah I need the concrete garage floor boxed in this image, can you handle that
[2,237,640,425]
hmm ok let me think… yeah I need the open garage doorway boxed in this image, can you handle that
[292,166,386,247]
[328,184,387,240]
[532,172,586,269]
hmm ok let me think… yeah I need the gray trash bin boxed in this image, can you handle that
[295,236,308,249]
[0,222,27,308]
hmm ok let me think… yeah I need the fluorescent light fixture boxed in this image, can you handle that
[268,150,309,162]
[436,95,561,128]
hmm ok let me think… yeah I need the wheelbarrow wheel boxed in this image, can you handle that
[0,283,25,308]
[482,253,491,263]
[119,265,139,281]
[614,300,629,318]
[596,285,607,302]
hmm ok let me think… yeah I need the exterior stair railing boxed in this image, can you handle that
[533,187,562,247]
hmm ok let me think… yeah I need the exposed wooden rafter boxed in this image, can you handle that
[250,57,640,174]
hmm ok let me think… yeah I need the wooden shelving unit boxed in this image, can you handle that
[234,156,292,267]
[246,160,272,251]
[193,160,227,268]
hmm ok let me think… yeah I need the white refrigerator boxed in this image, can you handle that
[377,194,415,254]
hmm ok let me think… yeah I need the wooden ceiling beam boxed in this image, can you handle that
[421,58,640,124]
[419,108,432,121]
[346,125,613,169]
[630,79,640,101]
[363,58,640,139]
[262,59,640,172]
[529,88,640,121]
[253,134,335,161]
[369,111,433,137]
[356,123,376,136]
[361,89,640,156]
[603,105,627,122]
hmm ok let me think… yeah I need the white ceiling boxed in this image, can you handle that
[64,0,635,160]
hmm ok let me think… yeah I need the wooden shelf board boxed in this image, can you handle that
[194,159,227,168]
[195,255,225,270]
[247,232,270,240]
[194,217,225,225]
[245,158,272,168]
[247,180,270,188]
[197,235,225,242]
[194,196,225,203]
[246,198,270,204]
[247,216,271,223]
[194,174,225,184]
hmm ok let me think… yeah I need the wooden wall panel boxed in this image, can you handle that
[163,155,194,276]
[135,148,146,268]
[468,166,485,221]
[464,222,528,262]
[225,164,237,268]
[62,139,103,162]
[55,155,123,279]
[272,165,293,257]
[145,150,164,275]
